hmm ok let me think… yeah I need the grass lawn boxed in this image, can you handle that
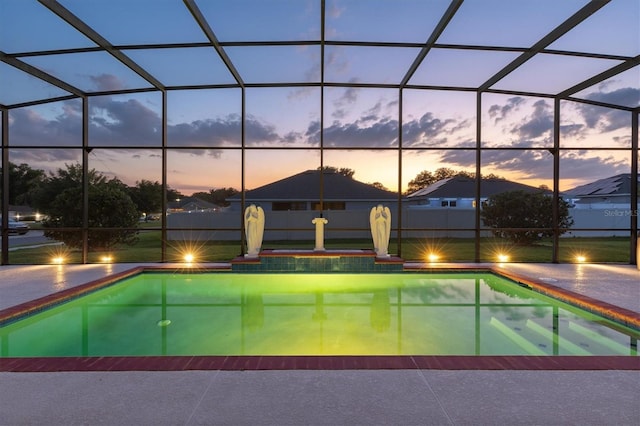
[6,230,634,264]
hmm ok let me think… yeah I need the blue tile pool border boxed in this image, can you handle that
[231,249,404,272]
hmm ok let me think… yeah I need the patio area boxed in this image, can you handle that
[1,262,638,425]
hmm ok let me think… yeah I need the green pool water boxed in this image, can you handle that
[1,272,637,357]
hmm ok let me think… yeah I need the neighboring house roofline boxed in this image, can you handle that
[565,173,639,197]
[406,176,549,199]
[228,169,398,201]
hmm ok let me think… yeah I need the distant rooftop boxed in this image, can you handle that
[407,176,547,199]
[565,174,639,197]
[232,170,397,201]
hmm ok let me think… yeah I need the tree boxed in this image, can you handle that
[129,180,163,217]
[406,168,474,194]
[166,188,184,202]
[36,164,140,251]
[433,167,473,181]
[1,162,46,206]
[30,163,86,211]
[191,187,239,207]
[480,190,574,245]
[405,168,507,194]
[406,170,435,194]
[369,182,389,191]
[318,166,355,178]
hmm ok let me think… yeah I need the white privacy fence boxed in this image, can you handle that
[166,208,636,241]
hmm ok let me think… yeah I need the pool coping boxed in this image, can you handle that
[1,264,638,372]
[1,355,638,372]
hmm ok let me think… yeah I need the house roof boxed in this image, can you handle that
[167,197,218,210]
[565,174,639,197]
[230,170,397,201]
[406,176,547,199]
[8,205,35,213]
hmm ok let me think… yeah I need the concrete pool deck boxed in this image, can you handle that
[1,262,639,425]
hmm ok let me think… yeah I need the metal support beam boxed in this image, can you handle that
[474,92,482,262]
[240,87,247,256]
[38,0,165,91]
[0,51,85,98]
[82,98,89,263]
[1,109,8,264]
[161,91,168,262]
[183,0,245,88]
[400,0,463,87]
[479,0,610,92]
[558,55,640,100]
[319,0,325,215]
[552,99,560,263]
[631,112,638,265]
[183,0,248,255]
[397,89,404,257]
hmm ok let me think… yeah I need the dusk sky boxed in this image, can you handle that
[0,0,638,195]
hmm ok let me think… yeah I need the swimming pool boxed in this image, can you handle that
[1,272,637,358]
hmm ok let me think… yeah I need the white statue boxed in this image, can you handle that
[370,204,391,257]
[312,217,328,251]
[244,204,265,257]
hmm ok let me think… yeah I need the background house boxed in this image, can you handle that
[565,174,639,209]
[402,177,551,237]
[227,169,398,212]
[405,176,549,208]
[169,170,398,242]
[168,172,639,242]
[167,197,220,214]
[7,205,38,221]
[564,174,639,237]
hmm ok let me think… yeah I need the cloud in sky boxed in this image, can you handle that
[90,74,126,91]
[488,96,525,123]
[7,103,82,162]
[322,117,398,147]
[403,112,458,147]
[90,96,162,145]
[489,93,634,148]
[329,82,359,119]
[6,76,634,188]
[584,86,639,110]
[3,93,611,149]
[9,146,79,165]
[559,122,584,139]
[558,150,629,180]
[511,99,553,140]
[576,88,636,132]
[169,119,237,147]
[325,47,351,79]
[439,146,628,183]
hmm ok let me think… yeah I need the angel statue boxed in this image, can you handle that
[370,204,391,258]
[244,204,265,257]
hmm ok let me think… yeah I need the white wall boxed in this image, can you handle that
[564,208,636,237]
[166,208,636,240]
